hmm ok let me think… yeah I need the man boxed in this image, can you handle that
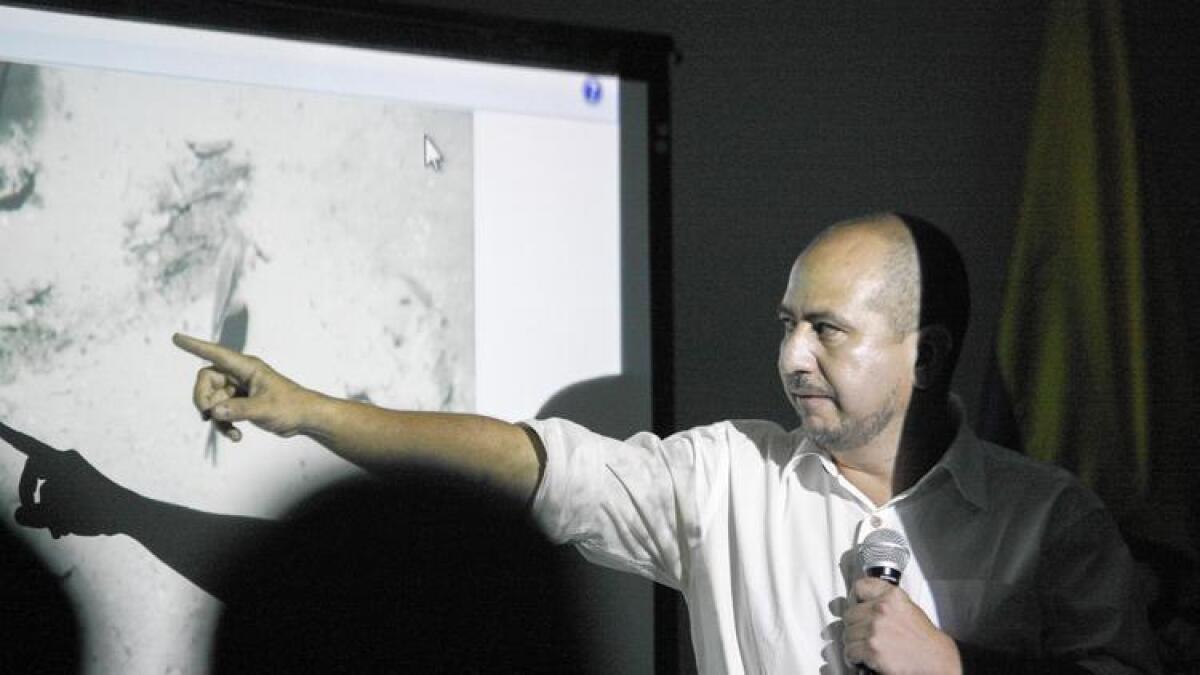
[176,212,1158,674]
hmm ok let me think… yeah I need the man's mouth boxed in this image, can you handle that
[790,392,836,411]
[784,376,834,404]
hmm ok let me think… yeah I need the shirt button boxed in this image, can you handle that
[869,515,882,528]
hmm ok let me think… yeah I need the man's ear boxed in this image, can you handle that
[914,325,952,390]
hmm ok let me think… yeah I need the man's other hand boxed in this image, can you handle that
[843,577,962,675]
[0,421,131,538]
[173,333,316,442]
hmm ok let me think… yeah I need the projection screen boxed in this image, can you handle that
[0,2,672,673]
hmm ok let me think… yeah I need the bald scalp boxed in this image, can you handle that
[808,214,920,339]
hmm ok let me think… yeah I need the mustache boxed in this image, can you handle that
[784,375,834,397]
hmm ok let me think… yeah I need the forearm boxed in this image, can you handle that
[121,494,277,602]
[174,333,543,500]
[300,393,543,500]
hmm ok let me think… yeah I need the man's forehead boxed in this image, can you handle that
[782,251,888,309]
[790,232,892,281]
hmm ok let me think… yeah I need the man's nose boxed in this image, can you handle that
[779,326,817,374]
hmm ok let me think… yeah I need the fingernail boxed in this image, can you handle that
[213,405,229,419]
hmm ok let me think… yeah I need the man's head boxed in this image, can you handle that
[777,213,969,453]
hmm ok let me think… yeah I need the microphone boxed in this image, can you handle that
[858,527,910,584]
[855,528,911,675]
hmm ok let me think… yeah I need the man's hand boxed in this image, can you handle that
[843,577,962,675]
[173,333,317,442]
[1,421,133,537]
[174,333,541,498]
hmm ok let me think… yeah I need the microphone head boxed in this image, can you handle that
[858,528,910,580]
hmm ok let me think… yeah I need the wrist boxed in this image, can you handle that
[295,388,341,441]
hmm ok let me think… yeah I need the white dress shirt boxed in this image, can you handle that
[526,406,1158,674]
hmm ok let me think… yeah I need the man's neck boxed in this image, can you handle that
[831,435,901,507]
[831,395,956,507]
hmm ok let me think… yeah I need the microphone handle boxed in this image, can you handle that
[855,566,901,674]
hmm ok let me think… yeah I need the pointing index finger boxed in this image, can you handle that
[172,333,257,381]
[0,420,58,460]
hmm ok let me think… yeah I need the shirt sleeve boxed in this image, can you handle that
[1039,496,1162,675]
[523,417,732,590]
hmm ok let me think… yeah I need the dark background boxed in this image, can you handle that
[408,0,1045,426]
[411,0,1198,439]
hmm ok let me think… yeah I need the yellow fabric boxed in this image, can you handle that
[997,0,1148,503]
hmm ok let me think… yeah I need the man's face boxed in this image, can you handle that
[777,227,919,454]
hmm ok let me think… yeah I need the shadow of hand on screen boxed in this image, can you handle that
[0,420,275,601]
[0,420,132,538]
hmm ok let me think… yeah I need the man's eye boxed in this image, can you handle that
[779,317,796,333]
[814,322,839,337]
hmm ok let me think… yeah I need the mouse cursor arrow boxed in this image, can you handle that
[424,135,443,172]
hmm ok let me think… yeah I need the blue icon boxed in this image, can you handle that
[582,77,603,105]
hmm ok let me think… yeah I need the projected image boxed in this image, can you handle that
[0,60,473,672]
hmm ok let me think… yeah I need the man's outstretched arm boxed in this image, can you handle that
[172,333,544,500]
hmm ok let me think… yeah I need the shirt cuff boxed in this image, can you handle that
[519,417,573,544]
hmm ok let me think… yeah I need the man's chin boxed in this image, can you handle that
[796,415,842,445]
[804,405,898,454]
[805,429,847,453]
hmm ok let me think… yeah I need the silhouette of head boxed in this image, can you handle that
[212,466,584,673]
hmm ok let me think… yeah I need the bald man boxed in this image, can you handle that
[176,213,1157,674]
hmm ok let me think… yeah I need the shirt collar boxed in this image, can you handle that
[784,395,988,511]
[785,436,835,477]
[925,395,988,511]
